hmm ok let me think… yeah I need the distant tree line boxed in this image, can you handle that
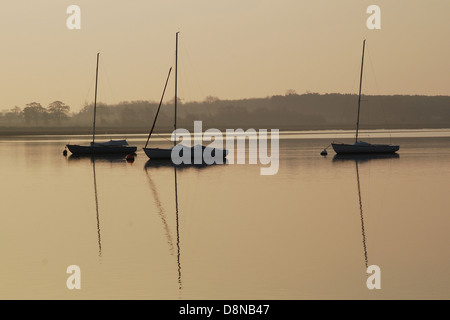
[1,101,71,126]
[1,93,450,132]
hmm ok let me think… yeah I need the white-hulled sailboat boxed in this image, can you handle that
[66,53,137,155]
[143,32,228,162]
[331,40,399,155]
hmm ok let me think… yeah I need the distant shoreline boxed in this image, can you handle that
[1,125,450,136]
[4,94,450,134]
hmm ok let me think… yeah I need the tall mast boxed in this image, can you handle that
[174,32,179,146]
[355,40,366,143]
[92,52,100,144]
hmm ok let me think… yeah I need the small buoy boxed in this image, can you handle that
[63,149,68,156]
[126,154,135,163]
[320,149,328,156]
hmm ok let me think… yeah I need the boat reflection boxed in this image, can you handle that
[355,160,368,269]
[332,153,399,163]
[174,167,181,290]
[67,154,135,258]
[332,151,397,270]
[144,164,182,290]
[333,154,383,269]
[144,165,175,256]
[67,153,132,164]
[92,157,102,257]
[144,158,227,170]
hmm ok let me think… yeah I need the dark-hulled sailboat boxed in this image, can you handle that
[66,53,137,155]
[143,32,227,163]
[331,40,399,155]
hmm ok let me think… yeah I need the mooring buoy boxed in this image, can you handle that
[126,154,135,163]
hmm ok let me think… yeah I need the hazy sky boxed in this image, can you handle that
[0,0,449,112]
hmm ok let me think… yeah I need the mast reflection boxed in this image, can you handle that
[332,153,399,269]
[67,154,132,258]
[144,160,222,291]
[355,160,368,268]
[144,163,182,290]
[144,165,175,255]
[92,157,102,257]
[174,166,182,290]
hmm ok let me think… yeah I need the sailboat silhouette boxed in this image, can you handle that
[331,40,399,155]
[66,53,137,156]
[143,32,227,163]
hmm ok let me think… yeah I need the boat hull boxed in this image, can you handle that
[67,144,137,155]
[143,148,173,159]
[332,143,399,154]
[143,145,228,162]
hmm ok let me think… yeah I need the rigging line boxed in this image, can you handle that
[366,45,381,96]
[153,133,173,142]
[367,45,392,141]
[147,132,173,142]
[180,37,205,102]
[98,54,117,106]
[145,67,173,148]
[178,48,188,104]
[84,72,97,108]
[366,48,375,137]
[348,42,362,96]
[336,47,362,138]
[170,45,177,104]
[360,59,370,137]
[74,65,97,128]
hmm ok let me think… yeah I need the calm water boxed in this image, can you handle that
[1,129,450,300]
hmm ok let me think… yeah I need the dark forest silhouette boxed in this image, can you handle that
[1,93,450,134]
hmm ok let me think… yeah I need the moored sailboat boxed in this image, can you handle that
[331,40,399,155]
[66,53,137,155]
[143,32,227,163]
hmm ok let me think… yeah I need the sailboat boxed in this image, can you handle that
[66,53,137,155]
[143,32,228,162]
[331,40,399,155]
